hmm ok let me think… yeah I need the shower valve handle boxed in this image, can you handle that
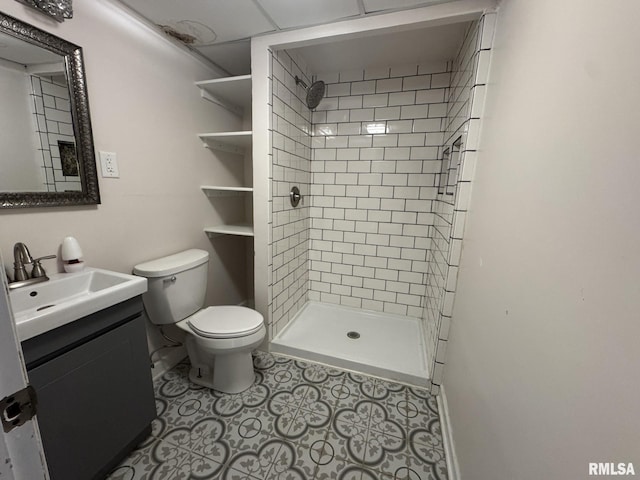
[290,186,302,207]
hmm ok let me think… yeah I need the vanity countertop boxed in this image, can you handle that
[9,268,147,341]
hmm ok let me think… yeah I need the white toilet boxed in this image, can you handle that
[133,249,265,394]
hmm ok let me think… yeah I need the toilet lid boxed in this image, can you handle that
[187,306,264,339]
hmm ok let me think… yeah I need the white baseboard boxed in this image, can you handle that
[437,385,460,480]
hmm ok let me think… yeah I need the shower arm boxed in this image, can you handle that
[295,76,308,89]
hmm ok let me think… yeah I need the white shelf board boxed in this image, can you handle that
[196,75,251,113]
[201,186,253,197]
[204,224,254,237]
[198,131,252,154]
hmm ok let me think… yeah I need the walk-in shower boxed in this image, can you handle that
[264,13,495,392]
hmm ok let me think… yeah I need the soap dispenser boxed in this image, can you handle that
[61,237,85,273]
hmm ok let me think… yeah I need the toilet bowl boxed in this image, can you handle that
[133,249,265,394]
[177,306,265,392]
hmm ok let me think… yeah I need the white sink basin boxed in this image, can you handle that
[9,268,147,341]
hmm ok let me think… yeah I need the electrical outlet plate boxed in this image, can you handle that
[99,151,120,178]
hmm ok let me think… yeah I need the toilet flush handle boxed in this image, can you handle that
[163,276,177,285]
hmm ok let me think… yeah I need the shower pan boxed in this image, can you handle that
[271,301,429,386]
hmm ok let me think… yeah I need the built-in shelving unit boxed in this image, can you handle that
[204,225,254,237]
[198,74,254,306]
[197,74,253,238]
[198,131,252,154]
[196,75,252,115]
[201,186,253,197]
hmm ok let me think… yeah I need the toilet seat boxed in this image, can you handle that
[187,306,264,339]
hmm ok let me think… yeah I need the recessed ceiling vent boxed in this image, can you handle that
[158,20,217,46]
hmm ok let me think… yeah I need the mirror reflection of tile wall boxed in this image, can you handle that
[30,74,81,192]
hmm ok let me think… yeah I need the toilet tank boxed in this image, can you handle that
[133,249,209,325]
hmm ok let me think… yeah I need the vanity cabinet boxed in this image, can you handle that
[21,296,155,480]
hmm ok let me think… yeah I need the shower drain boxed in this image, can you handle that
[346,331,360,339]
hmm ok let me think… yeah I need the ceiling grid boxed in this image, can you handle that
[117,0,467,74]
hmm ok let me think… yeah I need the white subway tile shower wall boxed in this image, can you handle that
[266,16,495,392]
[427,14,496,393]
[269,49,313,340]
[309,61,452,318]
[30,75,81,192]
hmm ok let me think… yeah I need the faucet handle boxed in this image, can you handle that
[31,255,56,279]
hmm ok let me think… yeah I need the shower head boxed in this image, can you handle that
[295,75,326,110]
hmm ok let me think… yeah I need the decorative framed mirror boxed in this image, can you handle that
[0,11,100,208]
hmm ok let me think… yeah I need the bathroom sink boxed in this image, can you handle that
[9,268,147,341]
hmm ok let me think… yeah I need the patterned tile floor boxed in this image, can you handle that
[106,352,447,480]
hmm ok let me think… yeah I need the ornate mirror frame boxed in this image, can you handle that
[0,11,100,208]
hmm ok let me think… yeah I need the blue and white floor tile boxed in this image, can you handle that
[107,352,448,480]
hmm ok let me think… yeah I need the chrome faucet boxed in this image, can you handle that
[9,243,56,289]
[13,242,33,282]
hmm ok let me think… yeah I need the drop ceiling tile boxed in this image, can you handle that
[362,0,443,14]
[120,0,276,44]
[257,0,361,29]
